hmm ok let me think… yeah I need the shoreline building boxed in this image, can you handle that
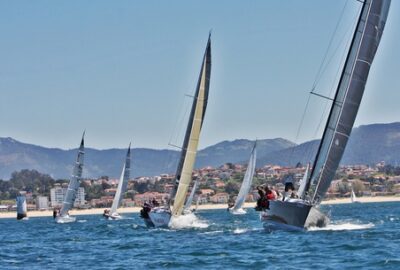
[50,184,85,208]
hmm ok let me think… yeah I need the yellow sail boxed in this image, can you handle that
[172,36,211,216]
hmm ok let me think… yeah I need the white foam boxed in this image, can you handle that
[77,220,87,223]
[233,228,248,234]
[169,213,209,229]
[308,222,374,231]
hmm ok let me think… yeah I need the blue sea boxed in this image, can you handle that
[1,202,400,269]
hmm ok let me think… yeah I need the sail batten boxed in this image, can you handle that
[308,0,390,203]
[170,35,211,216]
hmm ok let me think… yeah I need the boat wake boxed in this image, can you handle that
[169,213,208,229]
[308,222,374,231]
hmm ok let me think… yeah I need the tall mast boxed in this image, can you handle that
[305,0,391,203]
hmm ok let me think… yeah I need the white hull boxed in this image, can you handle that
[107,213,122,220]
[260,199,329,231]
[229,208,247,215]
[55,215,76,223]
[148,207,171,228]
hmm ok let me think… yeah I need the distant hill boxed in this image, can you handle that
[1,122,399,179]
[0,137,293,179]
[257,122,400,166]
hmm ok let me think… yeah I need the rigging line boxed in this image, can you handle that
[312,0,350,90]
[305,5,361,166]
[287,93,312,164]
[163,95,191,175]
[311,5,361,146]
[288,1,350,165]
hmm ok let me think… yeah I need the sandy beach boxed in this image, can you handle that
[1,196,399,219]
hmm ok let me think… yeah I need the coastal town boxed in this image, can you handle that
[1,161,400,213]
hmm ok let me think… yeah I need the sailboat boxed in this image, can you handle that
[183,178,199,214]
[351,187,360,203]
[261,0,391,231]
[105,144,131,220]
[141,33,212,228]
[16,194,28,220]
[229,141,257,214]
[55,133,85,223]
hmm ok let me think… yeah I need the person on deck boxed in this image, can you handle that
[152,198,159,207]
[255,186,265,211]
[103,209,110,218]
[283,175,295,201]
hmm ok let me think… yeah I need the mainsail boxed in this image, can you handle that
[170,34,212,216]
[306,0,391,203]
[183,178,199,211]
[232,142,257,211]
[60,133,85,217]
[110,144,131,215]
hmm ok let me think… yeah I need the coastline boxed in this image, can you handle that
[1,196,399,219]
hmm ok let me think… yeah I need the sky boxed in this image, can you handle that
[0,0,399,150]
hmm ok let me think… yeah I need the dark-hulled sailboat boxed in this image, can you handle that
[141,34,211,228]
[261,0,391,231]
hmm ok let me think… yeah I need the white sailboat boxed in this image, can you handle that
[261,0,391,231]
[141,33,212,228]
[351,187,360,203]
[183,178,199,214]
[229,141,257,215]
[16,194,28,220]
[105,144,131,220]
[55,133,85,223]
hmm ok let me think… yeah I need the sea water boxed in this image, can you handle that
[1,202,399,269]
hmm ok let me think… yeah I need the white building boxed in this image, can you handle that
[50,186,85,208]
[36,196,49,210]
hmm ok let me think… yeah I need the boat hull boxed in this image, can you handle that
[260,199,329,231]
[55,215,76,223]
[107,213,122,220]
[229,208,247,215]
[148,207,171,228]
[17,213,27,220]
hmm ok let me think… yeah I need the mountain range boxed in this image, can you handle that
[0,122,399,179]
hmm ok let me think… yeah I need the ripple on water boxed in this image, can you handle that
[0,202,399,269]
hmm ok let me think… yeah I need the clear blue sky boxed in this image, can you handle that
[0,0,399,150]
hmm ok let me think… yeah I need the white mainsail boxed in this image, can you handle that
[351,188,357,203]
[59,133,85,217]
[184,178,199,211]
[110,144,131,216]
[232,142,257,212]
[170,34,211,217]
[297,163,310,199]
